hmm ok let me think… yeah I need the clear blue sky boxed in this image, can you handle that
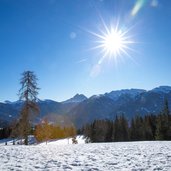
[0,0,171,102]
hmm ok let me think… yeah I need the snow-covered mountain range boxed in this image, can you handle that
[0,86,171,127]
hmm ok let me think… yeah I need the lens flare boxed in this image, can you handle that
[131,0,147,16]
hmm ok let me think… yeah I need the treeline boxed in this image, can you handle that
[80,100,171,142]
[0,120,77,144]
[34,119,76,143]
[0,127,11,139]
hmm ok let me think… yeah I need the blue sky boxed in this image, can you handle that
[0,0,171,102]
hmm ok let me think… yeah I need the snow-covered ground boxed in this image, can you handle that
[0,139,171,170]
[0,136,85,146]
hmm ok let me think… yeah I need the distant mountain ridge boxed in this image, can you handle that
[105,89,146,101]
[62,94,87,104]
[0,86,171,127]
[151,86,171,94]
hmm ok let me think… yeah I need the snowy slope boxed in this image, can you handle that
[0,141,171,170]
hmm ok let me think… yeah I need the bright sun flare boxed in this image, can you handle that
[98,27,134,63]
[103,29,124,56]
[90,24,135,65]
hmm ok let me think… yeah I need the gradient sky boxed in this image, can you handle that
[0,0,171,102]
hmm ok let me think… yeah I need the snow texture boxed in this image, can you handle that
[0,140,171,170]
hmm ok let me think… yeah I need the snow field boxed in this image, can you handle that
[0,140,171,170]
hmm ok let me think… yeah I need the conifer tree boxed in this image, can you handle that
[17,71,39,145]
[143,115,153,140]
[119,114,129,141]
[130,118,136,141]
[105,120,113,142]
[155,113,164,140]
[156,99,171,140]
[112,115,120,141]
[134,114,144,140]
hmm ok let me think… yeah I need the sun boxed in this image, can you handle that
[85,18,137,77]
[103,29,125,56]
[89,23,135,65]
[97,26,134,63]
